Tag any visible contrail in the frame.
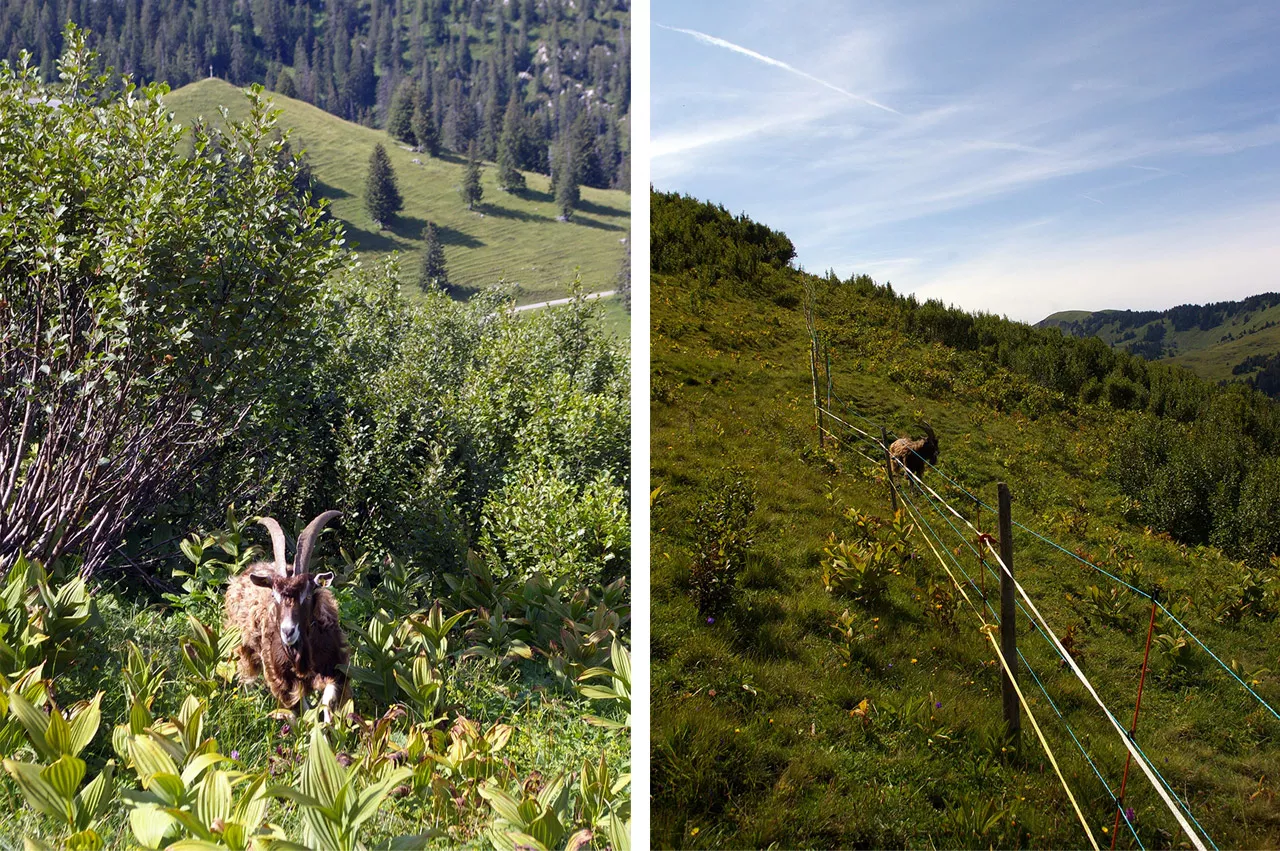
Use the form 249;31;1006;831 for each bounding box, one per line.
656;23;901;115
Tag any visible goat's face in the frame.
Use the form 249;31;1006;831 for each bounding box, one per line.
249;570;334;646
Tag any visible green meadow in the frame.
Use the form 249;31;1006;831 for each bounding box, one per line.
164;78;630;308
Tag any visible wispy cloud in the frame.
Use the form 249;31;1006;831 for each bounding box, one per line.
653;1;1280;318
654;22;901;115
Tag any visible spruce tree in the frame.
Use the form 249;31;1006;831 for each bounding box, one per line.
553;141;580;221
412;83;440;156
418;222;450;293
364;142;403;228
496;94;526;192
275;68;297;98
387;79;417;144
460;139;483;210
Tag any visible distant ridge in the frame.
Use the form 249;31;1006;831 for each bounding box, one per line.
1038;292;1280;394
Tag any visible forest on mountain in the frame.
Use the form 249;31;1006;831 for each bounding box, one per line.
0;0;630;190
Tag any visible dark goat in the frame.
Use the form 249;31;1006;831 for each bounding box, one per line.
224;511;348;719
889;422;939;477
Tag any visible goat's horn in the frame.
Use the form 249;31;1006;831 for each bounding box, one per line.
920;421;936;439
256;517;288;575
294;510;342;575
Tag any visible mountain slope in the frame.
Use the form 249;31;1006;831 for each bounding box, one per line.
164;78;629;305
651;191;1280;849
1039;294;1280;386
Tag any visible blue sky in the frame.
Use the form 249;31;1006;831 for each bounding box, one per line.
651;1;1280;321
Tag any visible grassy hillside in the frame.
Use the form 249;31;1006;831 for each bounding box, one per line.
1040;296;1280;385
652;198;1280;848
163;78;630;306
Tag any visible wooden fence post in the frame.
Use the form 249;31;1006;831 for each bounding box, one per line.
881;426;898;513
998;482;1021;750
810;332;824;448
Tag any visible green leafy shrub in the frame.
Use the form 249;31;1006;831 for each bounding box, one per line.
688;473;756;618
0;29;344;575
480;465;629;586
0;555;96;675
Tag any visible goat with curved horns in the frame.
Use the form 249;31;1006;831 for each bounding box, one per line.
224;511;349;720
888;422;939;477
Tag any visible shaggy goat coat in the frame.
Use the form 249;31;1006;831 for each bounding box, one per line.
888;424;939;477
225;568;348;712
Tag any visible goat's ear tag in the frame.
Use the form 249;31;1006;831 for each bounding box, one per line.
313;571;335;588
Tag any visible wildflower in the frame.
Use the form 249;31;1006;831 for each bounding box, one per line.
281;724;292;735
935;701;942;709
707;617;715;625
708;689;717;697
691;827;700;836
735;728;741;733
230;750;240;760
911;658;918;664
1124;807;1135;823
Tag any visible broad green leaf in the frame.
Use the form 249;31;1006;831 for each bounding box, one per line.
486;723;514;753
8;692;55;760
22;837;55;851
74;760;115;829
44;703;72;755
181;752;227;786
605;811;630;851
502;831;549;851
195;768;232;827
166;841;229;851
129;804;177;848
478;782;525;825
149;772;186;808
67;692;103;757
42;753;86;800
233;771;270;831
349;766;411;831
4;758;71;822
535;772;569;811
300;726;344;809
64;829;103;851
130;734;179;785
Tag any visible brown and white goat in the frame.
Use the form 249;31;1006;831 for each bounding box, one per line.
889;421;939;477
225;511;349;720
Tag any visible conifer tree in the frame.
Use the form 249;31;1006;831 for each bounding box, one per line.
553;140;579;221
275;68;297;98
364;142;403;228
412;82;440;156
460;139;483;210
418;221;450;292
496;94;526;191
387;79;417;144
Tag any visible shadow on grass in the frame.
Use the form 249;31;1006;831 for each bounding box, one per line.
577;197;628;218
570;215;627;232
516;185;555;205
314;179;352;201
479;203;556;225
